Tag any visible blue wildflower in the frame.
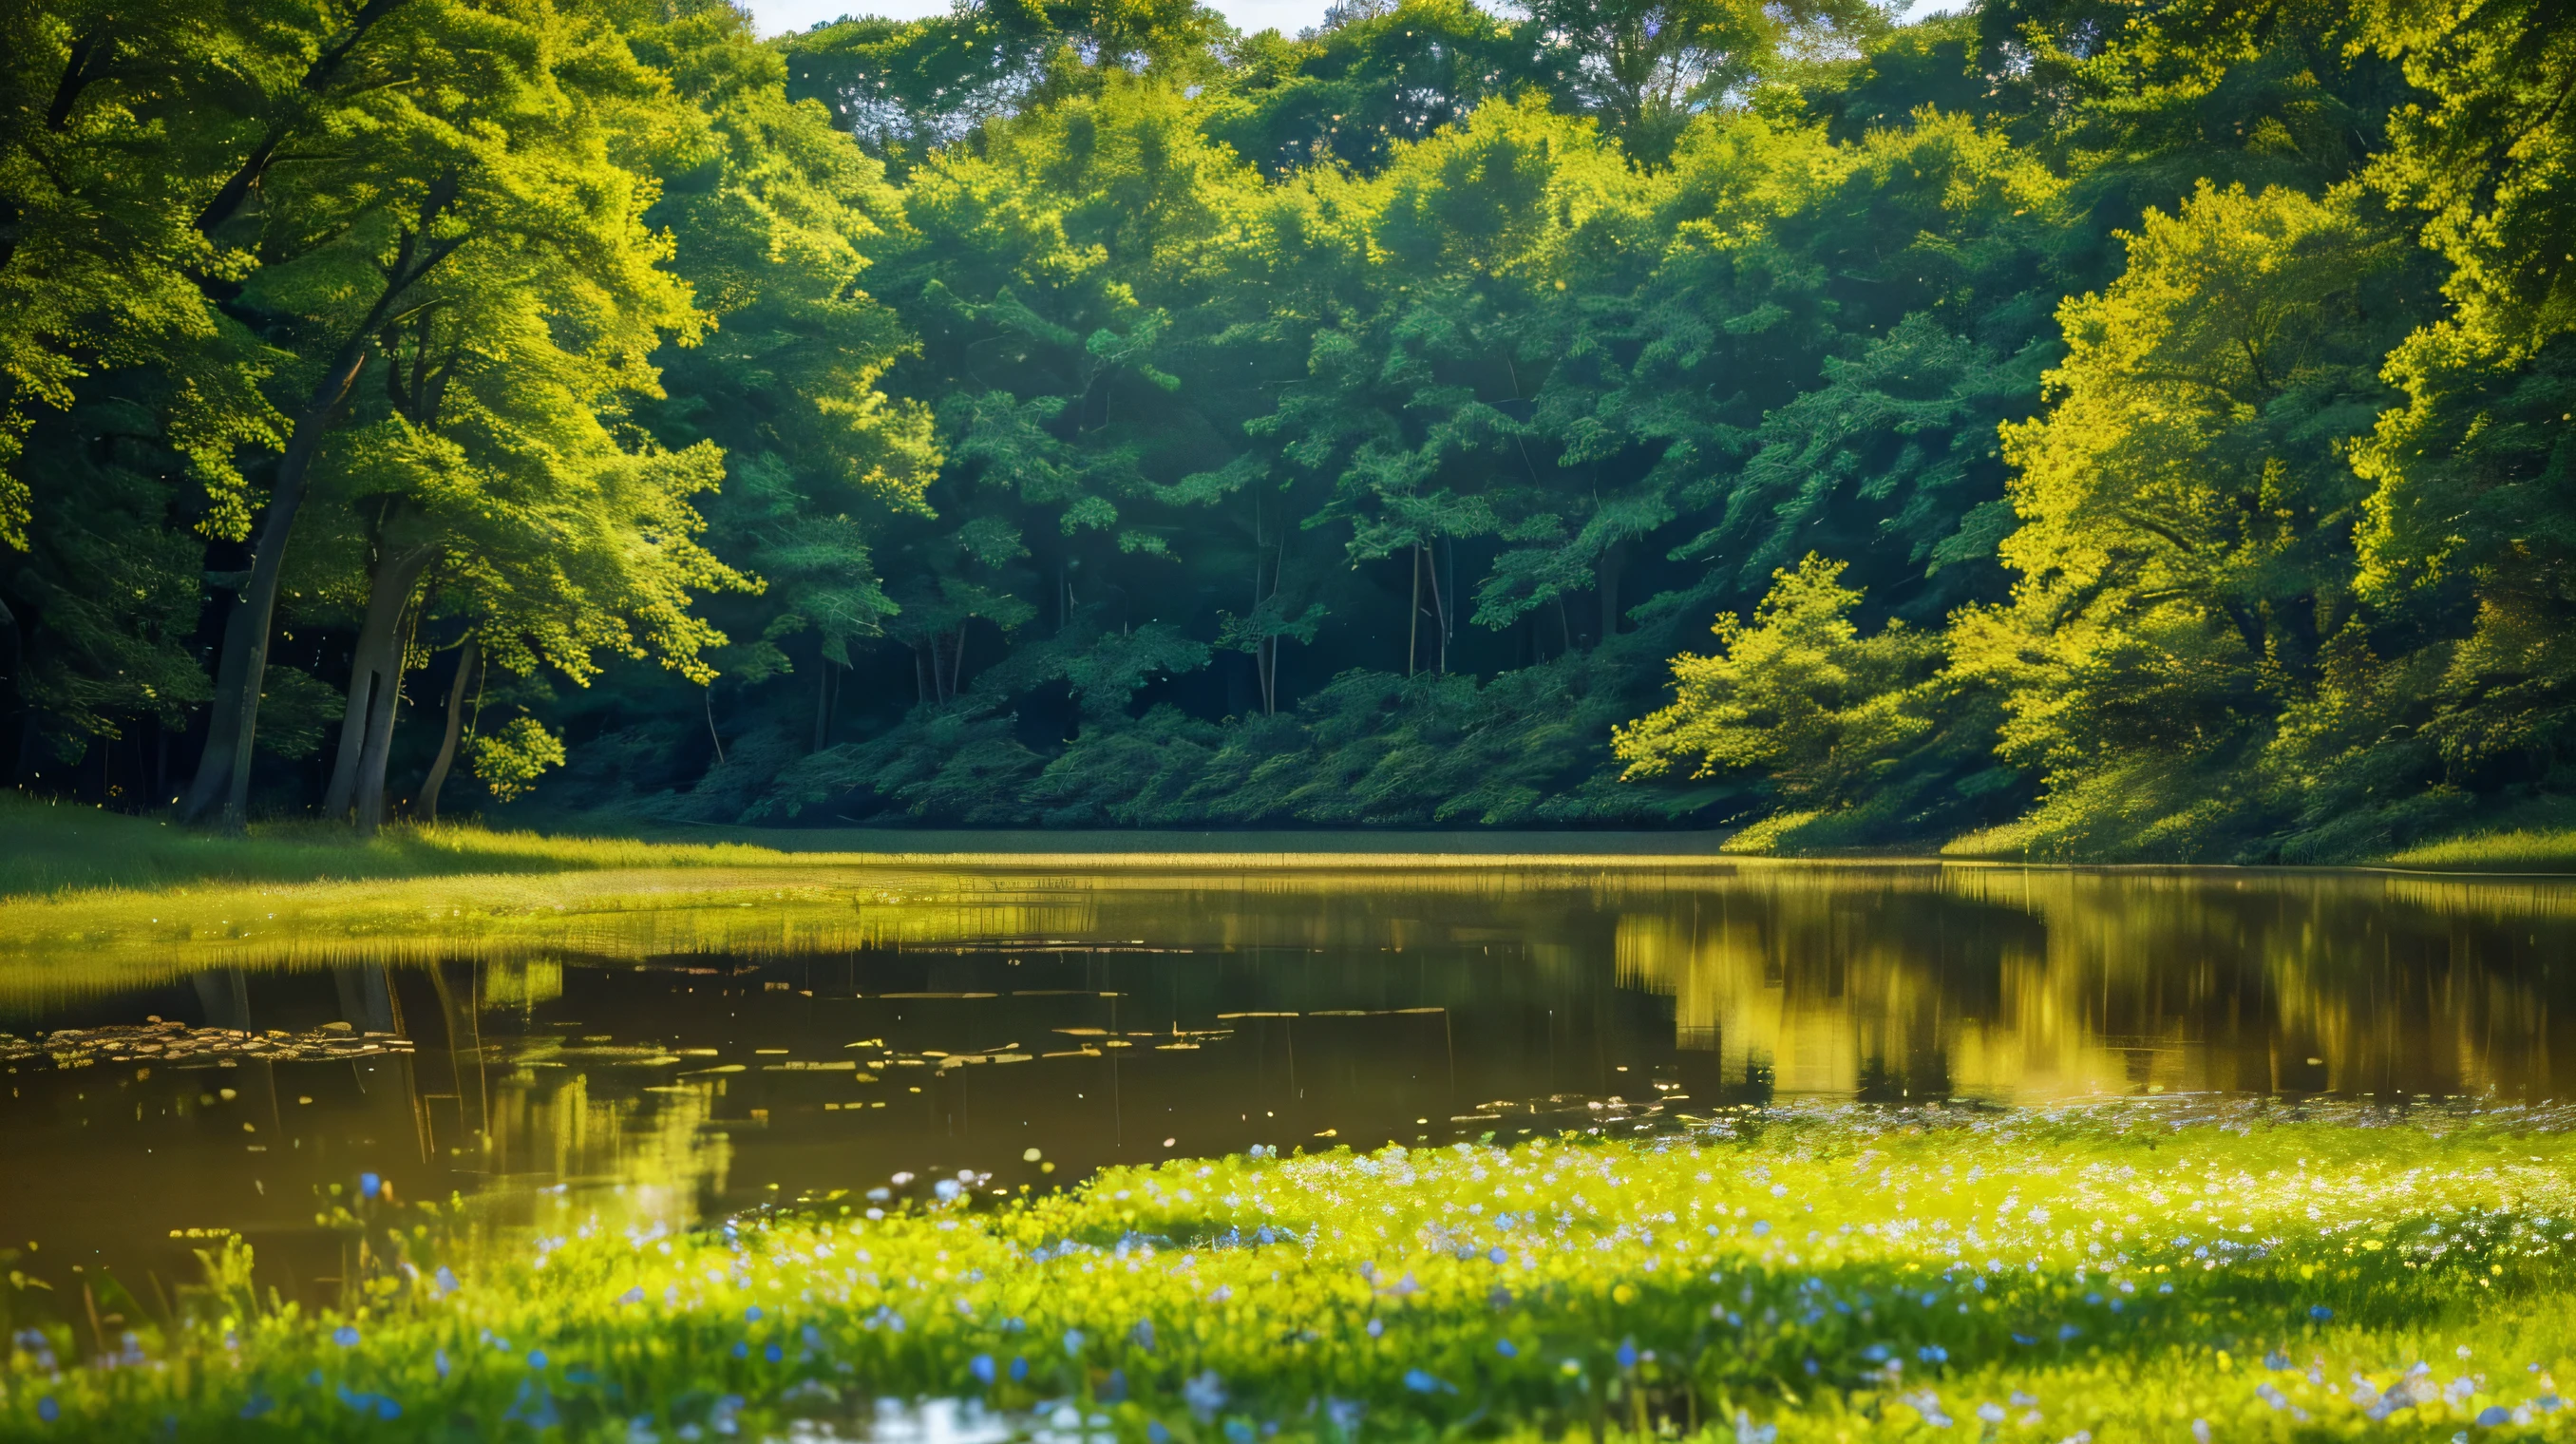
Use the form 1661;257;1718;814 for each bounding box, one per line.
331;1325;361;1347
505;1379;560;1430
764;1343;783;1364
1010;1358;1029;1382
1616;1342;1638;1371
1224;1421;1255;1444
1918;1345;1948;1364
1184;1370;1227;1420
1752;1221;1771;1236
360;1172;380;1198
37;1397;58;1424
528;1350;548;1370
745;1306;763;1322
618;1286;645;1305
434;1266;459;1296
435;1348;450;1378
731;1341;748;1359
1405;1369;1449;1394
2057;1324;2080;1342
1148;1425;1171;1444
970;1355;996;1386
2309;1305;2334;1321
2478;1408;2510;1428
1064;1328;1086;1357
1132;1320;1157;1352
1489;1246;1507;1264
1497;1340;1518;1358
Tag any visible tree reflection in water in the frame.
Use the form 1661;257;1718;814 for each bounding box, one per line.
2;862;2567;1303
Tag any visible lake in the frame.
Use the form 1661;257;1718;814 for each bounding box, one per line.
3;858;2569;1312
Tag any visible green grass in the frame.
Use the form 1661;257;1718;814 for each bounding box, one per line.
6;1104;2575;1440
2384;798;2576;872
0;790;802;898
0;791;1761;902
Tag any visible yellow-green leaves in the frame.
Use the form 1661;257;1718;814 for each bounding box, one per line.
472;715;569;802
1942;182;2404;856
1616;556;1934;807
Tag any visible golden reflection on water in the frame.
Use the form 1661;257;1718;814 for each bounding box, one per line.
4;861;2571;1307
1610;866;2575;1102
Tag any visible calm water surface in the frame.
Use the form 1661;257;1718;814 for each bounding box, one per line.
2;860;2569;1309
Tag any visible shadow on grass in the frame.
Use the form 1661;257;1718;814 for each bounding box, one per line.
0;790;786;899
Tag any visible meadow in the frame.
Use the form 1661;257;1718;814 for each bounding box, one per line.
5;1103;2571;1441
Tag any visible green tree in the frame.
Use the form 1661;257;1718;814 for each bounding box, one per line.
1616;554;1979;851
1948;180;2422;859
2343;0;2576;796
1519;0;1881;162
176;0;710;829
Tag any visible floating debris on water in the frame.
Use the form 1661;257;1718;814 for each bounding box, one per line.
0;1017;415;1069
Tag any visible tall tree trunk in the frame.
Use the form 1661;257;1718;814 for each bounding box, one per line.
1408;544;1423;676
352;571;431;835
418;637;476;824
1428;538;1449;674
350;602;412;836
180;196;463;830
1596;541;1626;646
811;652;837;751
180;343;375;829
177;578;259;819
322;541;438;819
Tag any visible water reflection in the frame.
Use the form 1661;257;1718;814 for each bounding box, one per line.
2;861;2570;1307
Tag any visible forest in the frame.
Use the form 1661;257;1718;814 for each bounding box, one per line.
2;0;2569;860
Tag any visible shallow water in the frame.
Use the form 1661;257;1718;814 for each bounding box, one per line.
3;859;2569;1308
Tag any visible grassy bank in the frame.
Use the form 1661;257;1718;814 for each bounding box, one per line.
2382;798;2576;872
4;1104;2572;1440
0;791;801;898
0;793;1764;901
5;787;2569;905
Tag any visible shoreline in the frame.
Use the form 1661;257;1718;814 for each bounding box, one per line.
4;790;2572;905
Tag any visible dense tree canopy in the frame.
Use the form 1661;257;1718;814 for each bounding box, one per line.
3;0;2569;859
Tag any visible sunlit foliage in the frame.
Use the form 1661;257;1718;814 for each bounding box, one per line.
4;0;2572;862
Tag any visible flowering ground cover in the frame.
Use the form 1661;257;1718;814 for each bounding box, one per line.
7;1103;2574;1441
